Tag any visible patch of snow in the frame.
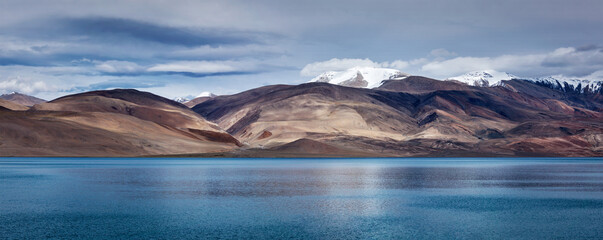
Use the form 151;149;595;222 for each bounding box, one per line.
196;91;216;98
527;75;602;93
310;67;409;88
446;70;518;87
446;70;602;93
173;96;190;103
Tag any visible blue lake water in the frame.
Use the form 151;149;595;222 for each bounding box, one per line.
1;158;602;239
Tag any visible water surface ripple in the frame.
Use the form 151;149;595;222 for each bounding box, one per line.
1;158;602;239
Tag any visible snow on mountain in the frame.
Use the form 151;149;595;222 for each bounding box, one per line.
446;70;518;87
527;75;602;94
196;91;216;98
447;70;602;94
310;67;409;88
173;96;191;103
0;92;46;106
173;92;216;103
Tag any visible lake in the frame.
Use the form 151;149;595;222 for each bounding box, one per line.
1;158;602;239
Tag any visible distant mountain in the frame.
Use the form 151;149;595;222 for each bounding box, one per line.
0;89;240;157
184;92;217;108
193;78;602;157
310;67;408;88
1;72;602;157
526;76;603;94
0;92;46;106
195;92;217;98
446;70;518;87
173;96;191;103
447;70;603;95
0;99;28;111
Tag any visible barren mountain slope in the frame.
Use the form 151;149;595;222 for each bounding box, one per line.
0;99;28;111
194;79;603;157
0;92;46;106
0;89;239;156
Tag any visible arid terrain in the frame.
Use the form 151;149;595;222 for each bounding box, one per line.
0;89;240;156
1;77;602;157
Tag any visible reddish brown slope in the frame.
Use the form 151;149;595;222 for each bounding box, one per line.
193;79;603;157
0;92;45;106
0;89;239;157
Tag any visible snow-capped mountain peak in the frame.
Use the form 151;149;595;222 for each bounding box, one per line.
446;70;602;94
173;96;191;103
173;92;216;103
310;67;409;88
446;70;518;87
196;91;216;98
527;75;602;94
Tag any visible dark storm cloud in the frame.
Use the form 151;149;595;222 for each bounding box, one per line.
6;16;273;48
58;17;264;47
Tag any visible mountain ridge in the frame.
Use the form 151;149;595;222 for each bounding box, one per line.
309;68;603;97
0;92;46;107
1;74;601;157
0;89;240;157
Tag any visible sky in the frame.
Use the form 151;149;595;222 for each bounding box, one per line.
0;0;602;100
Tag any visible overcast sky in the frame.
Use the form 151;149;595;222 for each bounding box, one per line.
1;0;602;99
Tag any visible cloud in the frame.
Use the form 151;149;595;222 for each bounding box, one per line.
94;60;144;74
164;44;286;60
1;1;601;99
72;59;267;77
420;46;603;78
300;58;380;76
300;58;415;76
69;79;166;92
584;70;603;80
148;60;250;74
300;46;603;80
56;17;267;47
0;77;54;95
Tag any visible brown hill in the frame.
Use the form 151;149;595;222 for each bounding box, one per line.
1;77;601;157
0;89;239;157
184;96;213;108
0;99;28;111
0;92;45;106
193;78;603;157
378;76;473;93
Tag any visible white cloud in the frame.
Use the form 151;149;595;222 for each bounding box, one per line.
419;46;603;78
300;58;382;76
147;61;249;74
0;77;54;95
300;58;417;77
0;37;67;56
584;70;603;80
419;47;603;77
0;65;120;99
90;60;263;75
383;60;410;70
95;60;144;73
301;47;603;80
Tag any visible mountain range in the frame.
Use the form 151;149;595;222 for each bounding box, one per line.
0;92;46;107
316;68;602;94
1;69;601;157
